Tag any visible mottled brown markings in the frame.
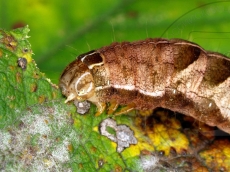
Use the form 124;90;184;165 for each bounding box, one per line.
0;31;17;51
60;38;230;134
90;65;108;87
203;52;230;86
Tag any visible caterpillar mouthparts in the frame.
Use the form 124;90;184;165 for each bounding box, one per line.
60;38;230;134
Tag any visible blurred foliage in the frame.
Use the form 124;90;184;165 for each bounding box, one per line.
1;0;230;83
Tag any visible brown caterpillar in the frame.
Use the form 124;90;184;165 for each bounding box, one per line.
59;38;230;134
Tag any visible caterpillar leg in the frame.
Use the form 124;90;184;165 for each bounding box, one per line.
95;102;106;116
114;103;136;116
107;100;119;114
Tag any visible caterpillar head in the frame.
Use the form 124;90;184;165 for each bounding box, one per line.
59;59;96;103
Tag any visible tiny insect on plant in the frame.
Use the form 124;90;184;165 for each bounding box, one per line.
59;1;230;135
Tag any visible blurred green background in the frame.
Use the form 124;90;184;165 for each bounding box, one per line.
1;0;230;84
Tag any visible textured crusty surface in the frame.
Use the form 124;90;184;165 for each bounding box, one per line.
94;38;230;133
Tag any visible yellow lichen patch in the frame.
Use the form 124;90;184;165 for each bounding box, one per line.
93;126;98;132
134;109;192;156
122;141;154;158
15;48;33;63
132;125;155;149
21;53;32;63
122;144;140;158
15;47;33;64
136;141;155;153
121;124;155;158
111;142;117;150
147;123;189;155
200;139;230;171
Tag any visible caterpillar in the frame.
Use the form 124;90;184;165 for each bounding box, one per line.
59;38;230;134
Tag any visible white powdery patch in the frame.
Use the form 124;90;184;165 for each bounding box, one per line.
0;102;74;172
0;131;11;151
139;155;159;172
99;118;137;153
28;115;51;135
52;140;70;163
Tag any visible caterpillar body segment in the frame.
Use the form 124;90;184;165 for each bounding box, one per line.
59;38;230;133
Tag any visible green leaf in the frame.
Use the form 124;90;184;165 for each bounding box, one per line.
0;26;61;128
0;26;142;171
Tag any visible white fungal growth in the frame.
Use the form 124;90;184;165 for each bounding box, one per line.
52;140;70;163
99;118;137;153
0;131;11;151
0;102;74;172
140;155;159;171
27;115;51;135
